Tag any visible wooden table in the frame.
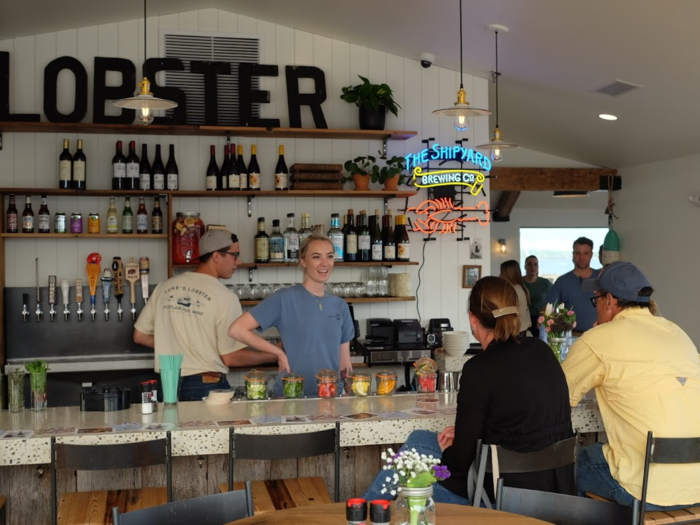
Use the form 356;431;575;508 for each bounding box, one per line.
226;502;554;524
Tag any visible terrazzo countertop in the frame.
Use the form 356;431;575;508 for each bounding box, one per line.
0;394;602;466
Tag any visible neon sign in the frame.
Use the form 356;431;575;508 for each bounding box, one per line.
412;167;485;195
405;144;492;172
407;198;490;234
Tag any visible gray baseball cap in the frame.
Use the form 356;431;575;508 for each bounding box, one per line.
582;261;652;303
199;229;237;257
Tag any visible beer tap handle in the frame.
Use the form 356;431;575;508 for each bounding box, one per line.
35;258;42;322
22;293;29;322
125;258;140;321
139;257;150;305
48;275;57;322
112;257;124;321
101;269;113;321
60;279;70;321
75;278;84;322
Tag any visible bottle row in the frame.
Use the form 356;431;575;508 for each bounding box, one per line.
6;194;164;235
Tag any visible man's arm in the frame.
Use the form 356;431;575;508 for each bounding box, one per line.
134;329;154;349
221;347;278;368
561;340;606;406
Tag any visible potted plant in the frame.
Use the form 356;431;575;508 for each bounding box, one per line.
340;75;401;130
343;155;377;190
372;155;407;191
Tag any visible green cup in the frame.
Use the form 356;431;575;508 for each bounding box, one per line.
160;368;181;406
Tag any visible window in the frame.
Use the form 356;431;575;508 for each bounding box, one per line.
519;228;607;283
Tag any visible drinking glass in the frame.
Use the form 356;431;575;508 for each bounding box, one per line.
260;283;273;299
366;267;378;297
30;370;48;411
342;282;354;298
248;284;262;300
234;284;249;300
379;267;389;297
8;369;25;412
331;283;344;297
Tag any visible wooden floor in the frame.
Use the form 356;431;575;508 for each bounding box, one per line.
220;478;332;514
57;487;167;525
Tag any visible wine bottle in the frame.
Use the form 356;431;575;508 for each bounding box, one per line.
106;196;118;234
152;145;165;190
396;214;411;262
227;143;240;190
72;139;86;190
206;145;219;191
139;144;152;190
382;212;396;262
248;144;260;190
254;217;270;263
357;210;371;262
22;195;34;233
344;209;358;262
237;145;248;190
125;141;139;190
58;139;72;189
112;140;126;190
38;195;50;234
370;209;383;262
122;196;134;234
166;144;179;191
219;144;230;191
275;145;289;191
151;195;163;234
6;194;18;233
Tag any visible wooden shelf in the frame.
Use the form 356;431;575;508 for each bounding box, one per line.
240;296;415;306
0;188;167;197
173;261;419;270
0;233;168;239
0;122;417;141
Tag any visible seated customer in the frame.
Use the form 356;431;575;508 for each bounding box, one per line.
363;276;574;504
564;261;700;509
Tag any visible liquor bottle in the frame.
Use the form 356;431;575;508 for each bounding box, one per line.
6;194;18;233
327;213;344;262
254;217;270;264
125;141;139;190
106;196;118;234
269;219;285;262
58;139;72;189
122;196;134;234
298;213;312;247
206;145;218;191
284;213;299;263
152;195;163;234
275;145;289;191
152;145;166;190
166;144;179;190
382;212;396;262
112;140;126;190
22;195;34;233
38;195;50;233
227;143;240;190
357;210;371;262
73;139;86;190
344;209;358;262
396;214;411;262
139;144;152;190
136;196;148;234
370;209;383;262
237;145;248;190
248;144;261;190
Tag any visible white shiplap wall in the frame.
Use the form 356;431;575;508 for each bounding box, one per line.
0;8;490;333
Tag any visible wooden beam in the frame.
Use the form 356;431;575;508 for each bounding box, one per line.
493;191;521;222
490;167;619;191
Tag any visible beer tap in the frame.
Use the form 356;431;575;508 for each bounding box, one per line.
22;293;29;322
61;279;70;321
75;278;84;322
35;258;42;322
86;253;102;322
125;258;140;321
101;268;112;321
48;275;57;322
139;257;150;305
112;257;124;321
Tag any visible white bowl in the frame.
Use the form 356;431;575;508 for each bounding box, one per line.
444;346;466;357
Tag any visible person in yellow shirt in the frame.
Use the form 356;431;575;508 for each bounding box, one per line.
563;261;700;509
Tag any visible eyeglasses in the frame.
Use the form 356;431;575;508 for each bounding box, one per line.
221;251;240;260
590;294;606;307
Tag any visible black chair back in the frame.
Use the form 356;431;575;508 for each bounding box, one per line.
112;481;254;525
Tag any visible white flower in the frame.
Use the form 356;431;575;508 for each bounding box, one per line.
390;490;396;496
544;303;554;316
411;472;416;477
380;488;386;494
385;477;391;483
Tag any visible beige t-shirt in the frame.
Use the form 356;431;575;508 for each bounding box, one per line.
514;284;532;333
135;272;245;376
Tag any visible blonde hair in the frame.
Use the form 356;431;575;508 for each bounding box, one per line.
469;276;521;342
500;259;531;306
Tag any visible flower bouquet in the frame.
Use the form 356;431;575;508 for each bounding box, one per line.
538;303;576;362
381;447;450;525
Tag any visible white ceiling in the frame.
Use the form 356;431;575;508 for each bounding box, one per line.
1;0;696;169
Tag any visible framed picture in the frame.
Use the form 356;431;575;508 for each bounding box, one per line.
462;265;482;289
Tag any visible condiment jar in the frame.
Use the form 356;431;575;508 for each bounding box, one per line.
414;357;438;393
375;370;397;396
346;371;372;397
244;370;268;400
316;369;339;398
282;373;305;399
172;212;205;264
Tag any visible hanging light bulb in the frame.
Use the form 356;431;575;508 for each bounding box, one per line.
432;0;491;131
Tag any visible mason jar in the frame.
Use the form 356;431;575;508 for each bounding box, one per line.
244;370;269;400
394;486;435;525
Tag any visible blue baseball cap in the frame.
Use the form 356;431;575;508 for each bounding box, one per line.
582;261;652;303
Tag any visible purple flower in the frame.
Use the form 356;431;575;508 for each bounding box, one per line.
432;465;451;480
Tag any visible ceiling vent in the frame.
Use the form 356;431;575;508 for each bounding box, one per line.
163;31;261;125
595;80;643;97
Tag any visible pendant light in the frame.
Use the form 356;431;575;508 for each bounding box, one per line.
477;24;519;162
432;0;491;131
113;0;178;125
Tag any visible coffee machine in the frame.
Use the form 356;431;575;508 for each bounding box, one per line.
426;318;453;349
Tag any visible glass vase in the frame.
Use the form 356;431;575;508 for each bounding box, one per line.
8;369;25;413
30;370;48;411
547;333;567;363
395;486;435;525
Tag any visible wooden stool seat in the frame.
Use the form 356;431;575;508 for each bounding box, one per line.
219;478;331;514
585;493;700;524
57;487;167;525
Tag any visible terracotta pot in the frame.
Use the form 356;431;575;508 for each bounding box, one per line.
383;175;399;191
359;105;386;130
352;173;370;190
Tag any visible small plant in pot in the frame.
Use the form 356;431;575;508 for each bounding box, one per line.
343;155;377;190
372;155;407;191
340;75;401;131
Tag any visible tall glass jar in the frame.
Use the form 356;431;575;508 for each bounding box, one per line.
30;370;48;411
244;370;269;400
375;370;397;396
316;369;339;398
8;369;25;412
394;486;435;525
282;373;305;399
346;371;372;396
172;212;205;264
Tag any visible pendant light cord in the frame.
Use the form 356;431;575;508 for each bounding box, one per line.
494;30;500;128
144;0;148;71
459;0;464;89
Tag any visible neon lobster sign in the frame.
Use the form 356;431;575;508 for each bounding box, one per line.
407;198;490;234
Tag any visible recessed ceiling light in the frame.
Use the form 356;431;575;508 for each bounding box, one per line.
599;114;618;121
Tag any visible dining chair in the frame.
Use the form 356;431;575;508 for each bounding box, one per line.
112;481;253;524
471;434;577;508
50;432;172;525
497;478;634;524
219;423;340;513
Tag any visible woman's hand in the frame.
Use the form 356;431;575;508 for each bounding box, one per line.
437;426;455;451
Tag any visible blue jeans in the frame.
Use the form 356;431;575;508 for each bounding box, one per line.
362;430;470;505
177;375;231;402
577;443;697;511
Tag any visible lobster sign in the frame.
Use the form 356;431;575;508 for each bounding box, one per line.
407;198;490;234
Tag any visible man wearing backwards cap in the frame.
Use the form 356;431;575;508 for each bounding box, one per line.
563;261;700;509
135;229;282;401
